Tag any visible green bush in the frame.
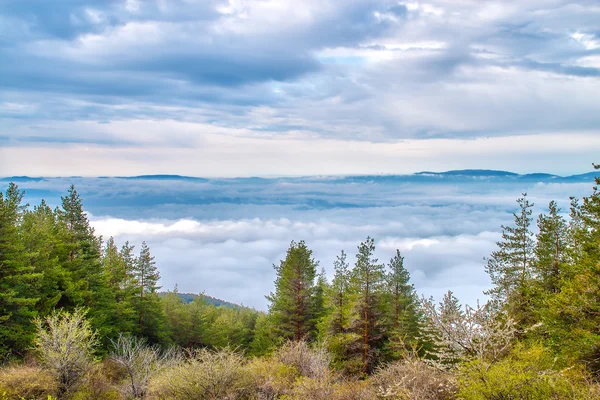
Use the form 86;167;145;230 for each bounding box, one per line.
457;344;595;400
70;363;123;400
0;365;57;399
149;348;249;400
245;357;298;399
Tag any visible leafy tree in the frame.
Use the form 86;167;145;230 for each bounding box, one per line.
422;292;516;368
267;240;320;342
162;285;192;347
0;183;39;358
249;312;279;356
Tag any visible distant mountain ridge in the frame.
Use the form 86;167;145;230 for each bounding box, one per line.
415;169;520;177
159;291;248;310
1;169;598;182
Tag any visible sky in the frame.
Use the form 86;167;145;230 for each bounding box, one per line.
1;0;600;176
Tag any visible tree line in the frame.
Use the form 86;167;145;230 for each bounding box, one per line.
1;164;600;390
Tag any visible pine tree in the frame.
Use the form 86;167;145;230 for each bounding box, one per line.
132;241;165;343
267;240;319;342
384;249;421;358
101;237;136;336
534;201;570;294
21;200;66;316
58;185;117;343
546;164;600;371
0;183;39;357
161;285;191;347
329;250;351;335
485;194;535;324
349;237;386;374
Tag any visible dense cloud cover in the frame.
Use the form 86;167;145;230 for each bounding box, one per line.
3;171;596;309
1;0;599;175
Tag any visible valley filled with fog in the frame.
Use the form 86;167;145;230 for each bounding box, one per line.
5;170;595;309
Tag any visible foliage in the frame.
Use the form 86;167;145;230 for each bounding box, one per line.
421;292;516;368
33;309;98;397
348;237;387;374
274;340;331;379
149;348;249;400
0;184;39;359
0;365;57;399
485;194;536;325
371;358;457;400
267;240;321;342
245;358;298;399
458;344;596;400
110;334;177;399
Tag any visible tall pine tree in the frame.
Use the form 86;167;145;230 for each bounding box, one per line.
267;240;320;342
132;241;165;343
349;237;386;374
384;250;421;359
485;194;535;325
0;184;39;358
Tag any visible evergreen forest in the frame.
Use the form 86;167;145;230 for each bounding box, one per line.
1;166;600;399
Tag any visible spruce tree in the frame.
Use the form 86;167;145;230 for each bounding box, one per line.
329;250;351;335
58;185;117;342
101;237;137;336
21;200;66;316
534;201;570;294
267;240;319;342
485;193;535;324
0;183;39;357
132;241;165;343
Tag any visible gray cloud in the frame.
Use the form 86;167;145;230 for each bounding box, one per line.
1;0;598;150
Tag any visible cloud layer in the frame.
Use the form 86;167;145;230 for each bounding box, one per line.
1;0;599;175
5;172;596;309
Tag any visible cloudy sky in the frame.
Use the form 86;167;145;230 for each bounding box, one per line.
1;1;599;309
1;0;599;176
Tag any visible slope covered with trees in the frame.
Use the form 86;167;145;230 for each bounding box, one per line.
0;165;599;399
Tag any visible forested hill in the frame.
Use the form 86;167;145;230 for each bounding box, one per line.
158;292;243;309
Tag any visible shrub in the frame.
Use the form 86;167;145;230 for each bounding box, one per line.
282;376;335;400
0;365;57;399
371;358;457;400
458;344;595;400
332;379;376;400
33;308;98;397
245;358;298;399
111;334;177;399
70;364;123;400
274;341;331;379
149;348;249;400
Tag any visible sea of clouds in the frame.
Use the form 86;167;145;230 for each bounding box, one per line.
3;172;597;310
